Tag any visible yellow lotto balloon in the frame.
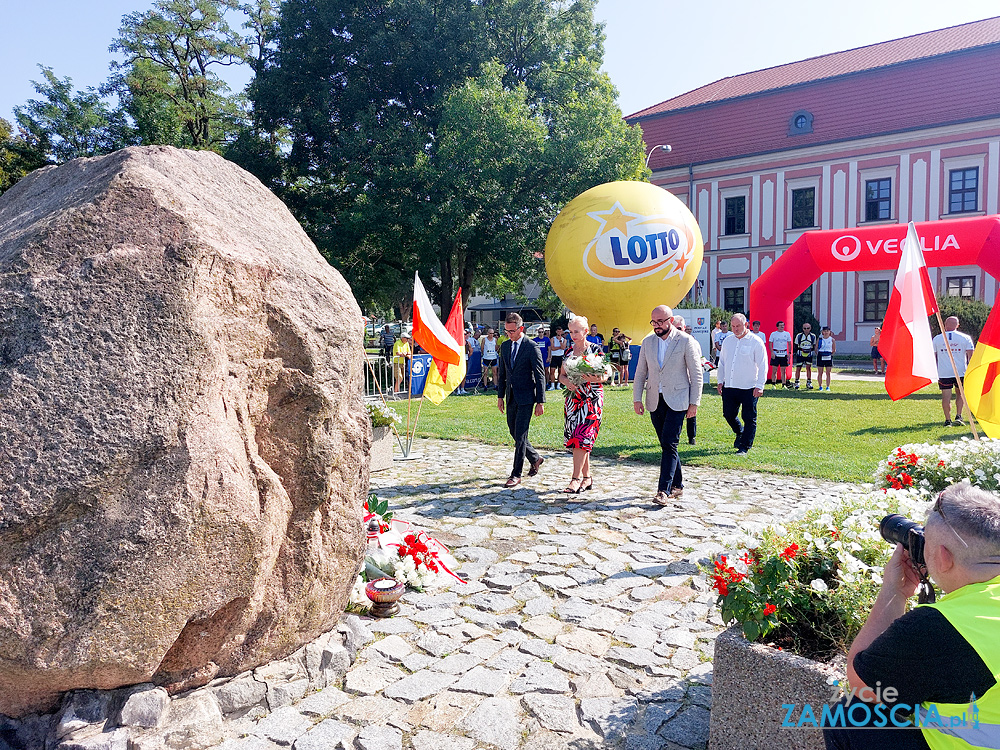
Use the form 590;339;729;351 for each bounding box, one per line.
545;181;704;342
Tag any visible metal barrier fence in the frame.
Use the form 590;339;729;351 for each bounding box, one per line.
364;355;394;400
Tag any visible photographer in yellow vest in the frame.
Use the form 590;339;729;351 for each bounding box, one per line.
825;482;1000;750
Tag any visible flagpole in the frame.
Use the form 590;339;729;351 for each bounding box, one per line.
407;393;426;456
404;352;415;456
935;309;980;440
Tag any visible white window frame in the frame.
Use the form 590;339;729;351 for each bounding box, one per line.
719;185;751;243
941;154;986;217
858;165;897;224
785;175;820;240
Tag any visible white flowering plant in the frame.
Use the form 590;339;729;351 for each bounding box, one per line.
708;438;1000;660
875;438;1000;494
710;487;928;660
563;352;613;386
367;401;401;428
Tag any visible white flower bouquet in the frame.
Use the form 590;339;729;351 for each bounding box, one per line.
563;352;613;386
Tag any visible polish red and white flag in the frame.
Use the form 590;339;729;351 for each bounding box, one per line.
881;222;939;400
411;272;462;368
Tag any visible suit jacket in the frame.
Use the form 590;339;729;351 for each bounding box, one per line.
632;328;703;412
497;337;547;406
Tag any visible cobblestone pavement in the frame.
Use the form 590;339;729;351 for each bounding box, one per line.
219;438;857;750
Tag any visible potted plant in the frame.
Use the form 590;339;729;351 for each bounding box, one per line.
366;401;400;472
708;437;1000;750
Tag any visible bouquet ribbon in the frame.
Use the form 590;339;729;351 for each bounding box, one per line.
363;514;465;583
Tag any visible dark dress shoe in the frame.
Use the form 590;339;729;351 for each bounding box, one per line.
504;476;521;488
528;457;545;476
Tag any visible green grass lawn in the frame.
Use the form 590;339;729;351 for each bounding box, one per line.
395;379;973;484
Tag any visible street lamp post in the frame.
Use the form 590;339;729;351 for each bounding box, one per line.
645;143;672;168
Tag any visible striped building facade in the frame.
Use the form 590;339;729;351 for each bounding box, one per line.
630;17;1000;353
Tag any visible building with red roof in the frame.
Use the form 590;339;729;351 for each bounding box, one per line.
629;17;1000;352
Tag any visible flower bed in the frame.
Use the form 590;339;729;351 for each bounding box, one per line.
710;437;1000;660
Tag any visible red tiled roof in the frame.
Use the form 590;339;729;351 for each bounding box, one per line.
628;16;1000;119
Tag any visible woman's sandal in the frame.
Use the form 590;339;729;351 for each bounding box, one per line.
581;476;593;491
564;477;583;494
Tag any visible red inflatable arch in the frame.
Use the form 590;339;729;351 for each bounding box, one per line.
749;216;1000;341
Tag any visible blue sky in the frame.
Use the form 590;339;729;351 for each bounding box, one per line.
2;0;998;128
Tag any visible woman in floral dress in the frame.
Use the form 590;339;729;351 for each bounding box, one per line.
559;315;607;493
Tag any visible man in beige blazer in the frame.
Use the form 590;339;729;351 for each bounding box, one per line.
633;305;703;504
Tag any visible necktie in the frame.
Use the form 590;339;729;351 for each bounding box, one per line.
512;341;519;363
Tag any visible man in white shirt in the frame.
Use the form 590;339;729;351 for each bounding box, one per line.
768;320;793;388
932;316;976;426
717;313;767;455
751;320;767;346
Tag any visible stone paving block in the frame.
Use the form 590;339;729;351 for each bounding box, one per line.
461;637;505;660
455;546;500;564
401;654;438;672
451;666;514;696
507;551;539;565
466;592;519;613
409;730;476;750
670;647;703;671
658;705;710;748
412;608;463;625
344;662;406;696
406;691;483;733
565;567;602;585
333;696;408;727
417;632;460;657
382;670;458;703
579;697;639;738
365;635;412;662
413;592;461;609
571;672;622;699
519;639;562;659
686;662;714;684
251;706;311;746
535;574;579;592
459;697;523;750
482;573;532;591
521;693;581;734
367;618;418;635
522;596;554;617
355;724;403;750
521;615;567;641
659;628;697;650
431;652;483;675
612;625;658;650
487;647;536;672
295;686;350;718
509;663;571;694
555;597;598;622
511;581;545;601
291;718;356;750
552;649;603;676
556;629;610;657
578;607;628;633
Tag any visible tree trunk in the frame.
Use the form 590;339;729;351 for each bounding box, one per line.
439;252;453;315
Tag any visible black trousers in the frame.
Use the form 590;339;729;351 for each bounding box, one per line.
506;398;540;478
649;395;685;493
686;416;697;442
721;386;758;452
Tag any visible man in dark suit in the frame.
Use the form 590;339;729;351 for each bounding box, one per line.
497;313;546;487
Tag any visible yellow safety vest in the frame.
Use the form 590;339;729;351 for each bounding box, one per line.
920;575;1000;749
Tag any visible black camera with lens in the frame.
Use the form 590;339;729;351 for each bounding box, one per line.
880;514;925;565
880;514;935;602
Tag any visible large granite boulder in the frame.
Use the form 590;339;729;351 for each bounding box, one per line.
0;146;369;716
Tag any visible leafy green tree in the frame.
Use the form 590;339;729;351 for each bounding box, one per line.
108;0;248;149
248;0;646;313
0;118;48;194
931;295;992;342
13;67;129;163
